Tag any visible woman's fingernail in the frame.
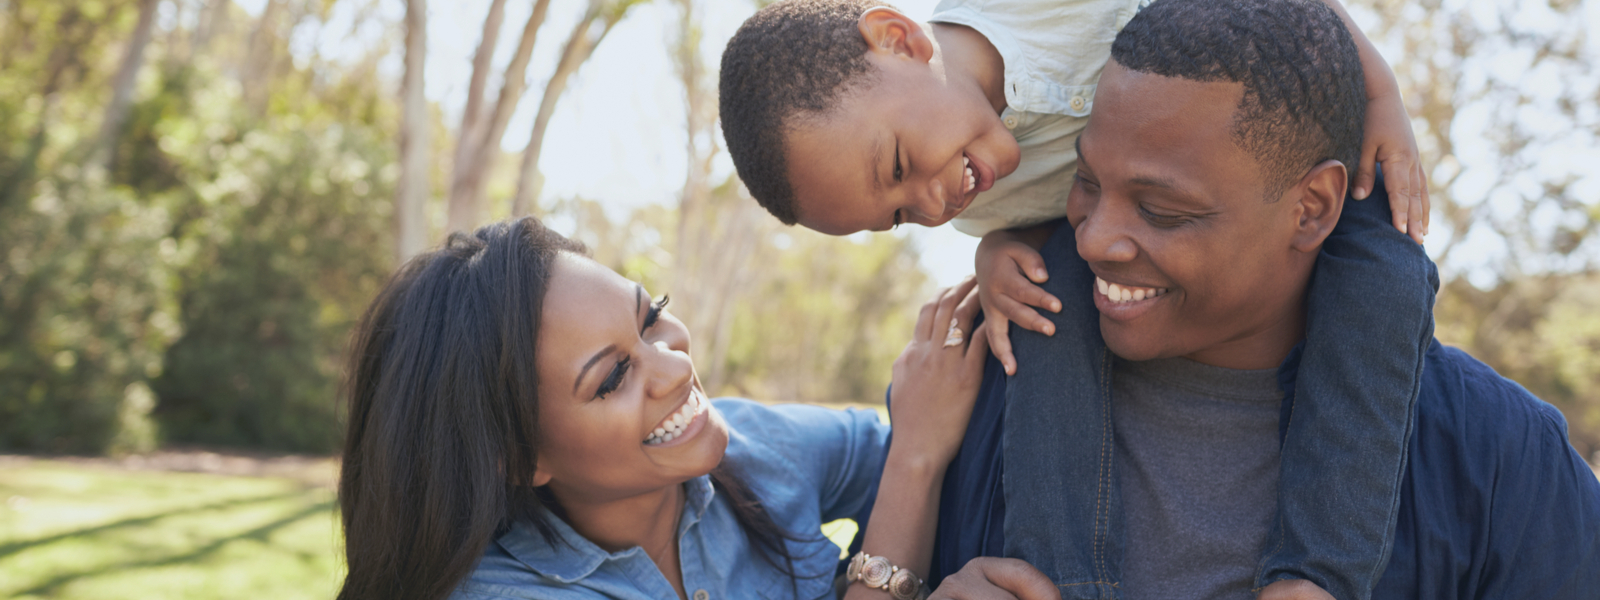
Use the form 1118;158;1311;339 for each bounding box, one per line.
1354;187;1367;199
1034;269;1047;280
1043;324;1055;336
1050;301;1061;312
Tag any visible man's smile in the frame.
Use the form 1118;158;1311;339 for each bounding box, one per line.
1093;275;1171;322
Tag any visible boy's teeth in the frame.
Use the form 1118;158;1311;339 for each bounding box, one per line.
1095;276;1168;304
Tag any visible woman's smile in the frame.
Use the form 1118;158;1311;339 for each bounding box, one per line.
643;386;712;446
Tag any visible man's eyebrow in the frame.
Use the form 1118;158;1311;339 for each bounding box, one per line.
870;135;885;193
575;344;617;395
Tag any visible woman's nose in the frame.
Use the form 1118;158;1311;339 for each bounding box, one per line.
645;341;693;399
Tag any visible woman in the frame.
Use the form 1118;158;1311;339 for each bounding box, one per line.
337;217;989;600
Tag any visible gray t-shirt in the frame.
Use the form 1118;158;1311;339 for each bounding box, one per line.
1113;356;1284;600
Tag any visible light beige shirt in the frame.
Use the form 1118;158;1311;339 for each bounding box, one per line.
932;0;1149;236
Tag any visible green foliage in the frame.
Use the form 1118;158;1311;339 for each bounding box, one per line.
0;1;396;454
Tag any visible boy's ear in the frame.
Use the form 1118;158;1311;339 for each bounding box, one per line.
1289;159;1347;253
858;7;934;63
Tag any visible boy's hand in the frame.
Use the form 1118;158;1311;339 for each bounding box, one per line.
1352;82;1429;245
976;231;1060;376
888;276;990;468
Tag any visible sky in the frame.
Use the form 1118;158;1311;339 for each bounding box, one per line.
235;0;1599;288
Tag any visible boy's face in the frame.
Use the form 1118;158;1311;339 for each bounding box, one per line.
783;21;1021;235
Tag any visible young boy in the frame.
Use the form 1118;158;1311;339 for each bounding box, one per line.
720;1;1434;599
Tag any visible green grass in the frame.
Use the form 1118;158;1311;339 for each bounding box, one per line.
0;459;862;599
0;461;341;600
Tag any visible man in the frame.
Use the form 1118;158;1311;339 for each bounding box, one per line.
911;0;1600;598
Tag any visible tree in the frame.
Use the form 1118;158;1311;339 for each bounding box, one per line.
95;0;161;169
510;0;641;216
445;0;553;234
396;0;430;262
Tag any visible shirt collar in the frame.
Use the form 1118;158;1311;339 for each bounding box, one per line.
496;475;716;583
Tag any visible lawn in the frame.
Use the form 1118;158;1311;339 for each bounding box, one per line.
0;453;862;599
0;458;342;600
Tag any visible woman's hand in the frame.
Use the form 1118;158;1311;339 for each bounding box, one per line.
888;276;990;470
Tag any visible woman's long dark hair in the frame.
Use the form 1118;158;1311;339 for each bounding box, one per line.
337;217;806;600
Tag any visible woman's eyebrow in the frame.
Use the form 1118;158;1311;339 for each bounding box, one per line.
572;286;645;395
574;344;617;395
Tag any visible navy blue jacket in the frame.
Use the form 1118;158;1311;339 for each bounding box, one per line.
916;341;1600;598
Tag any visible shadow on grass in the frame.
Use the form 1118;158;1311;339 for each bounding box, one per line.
14;495;337;597
0;491;307;560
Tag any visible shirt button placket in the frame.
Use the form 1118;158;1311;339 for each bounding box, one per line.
1003;115;1019;129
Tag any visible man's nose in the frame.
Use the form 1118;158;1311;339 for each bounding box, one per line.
1075;203;1139;264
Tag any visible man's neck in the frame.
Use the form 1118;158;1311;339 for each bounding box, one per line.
929;22;1007;113
1181;299;1308;371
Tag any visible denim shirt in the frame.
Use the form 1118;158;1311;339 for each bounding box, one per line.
452;398;890;600
922;341;1600;598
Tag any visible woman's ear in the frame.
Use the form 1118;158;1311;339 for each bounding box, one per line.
858;7;934;63
531;456;553;487
1290;159;1348;253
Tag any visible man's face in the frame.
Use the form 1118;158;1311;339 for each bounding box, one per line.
783;54;1021;235
1067;62;1321;369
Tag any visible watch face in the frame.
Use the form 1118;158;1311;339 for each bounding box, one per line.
862;556;894;588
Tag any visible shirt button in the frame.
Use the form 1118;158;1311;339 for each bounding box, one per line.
1071;96;1087;111
1003;115;1019;129
693;590;709;600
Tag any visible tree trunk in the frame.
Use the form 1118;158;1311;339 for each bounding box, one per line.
511;1;625;217
242;0;284;115
395;0;431;264
445;0;552;234
451;0;508;197
95;0;160;169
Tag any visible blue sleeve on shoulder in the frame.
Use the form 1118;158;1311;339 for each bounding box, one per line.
714;398;890;523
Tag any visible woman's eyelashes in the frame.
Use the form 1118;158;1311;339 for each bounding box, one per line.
595;295;670;400
642;295;669;332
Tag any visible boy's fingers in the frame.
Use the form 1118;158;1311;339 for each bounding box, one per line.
1384;156;1411;237
996;295;1053;337
1418;164;1432;235
1353;143;1379;200
1410;164;1428;241
998;267;1060;313
1008;246;1051;284
984;312;1016;376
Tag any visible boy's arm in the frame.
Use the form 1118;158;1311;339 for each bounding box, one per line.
974;220;1062;375
1316;0;1429;243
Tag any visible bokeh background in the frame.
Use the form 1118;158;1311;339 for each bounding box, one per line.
1;0;1596;597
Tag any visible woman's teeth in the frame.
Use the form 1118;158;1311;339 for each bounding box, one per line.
963;156;976;194
643;390;707;445
1096;276;1169;304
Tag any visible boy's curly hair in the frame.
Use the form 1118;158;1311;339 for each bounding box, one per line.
1111;0;1367;200
719;0;890;226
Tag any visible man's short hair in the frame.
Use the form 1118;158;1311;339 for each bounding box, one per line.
1111;0;1367;200
719;0;890;225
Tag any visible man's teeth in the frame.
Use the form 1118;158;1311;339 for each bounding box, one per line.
963;156;975;194
1095;276;1168;304
643;391;706;445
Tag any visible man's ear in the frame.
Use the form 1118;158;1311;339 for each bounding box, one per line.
1289;159;1347;253
858;7;934;63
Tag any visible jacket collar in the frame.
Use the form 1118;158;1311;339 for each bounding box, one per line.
497;475;716;583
